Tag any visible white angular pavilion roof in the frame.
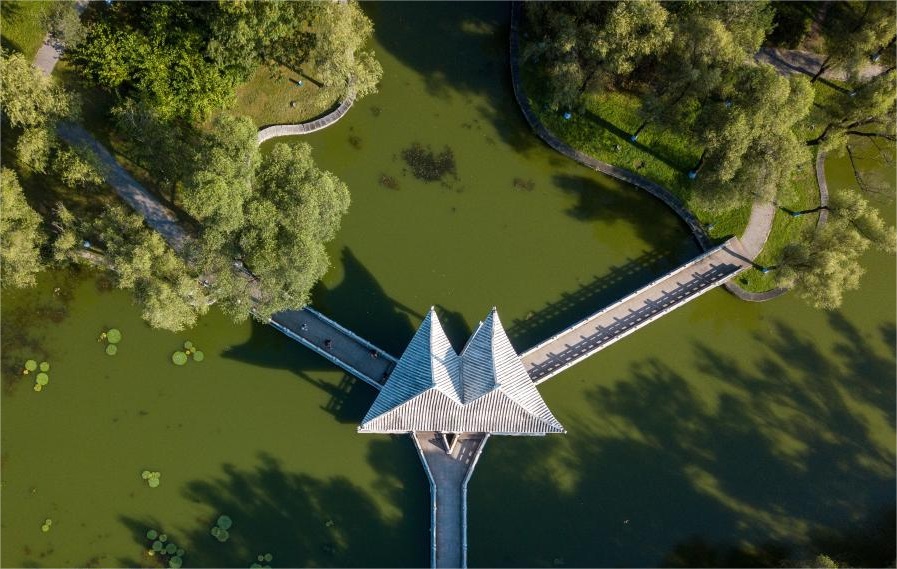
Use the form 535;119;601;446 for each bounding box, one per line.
359;308;564;435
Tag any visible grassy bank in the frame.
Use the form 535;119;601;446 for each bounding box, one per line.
230;63;342;128
0;1;52;60
519;55;836;293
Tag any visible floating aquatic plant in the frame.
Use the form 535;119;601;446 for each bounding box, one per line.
210;526;230;543
24;360;37;373
183;341;193;351
217;515;232;530
39;361;50;372
176;548;185;557
152;540;163;552
159;534;168;543
147;529;158;540
107;329;122;344
36;373;49;386
401;143;457;182
169;556;183;569
171;351;188;366
33;384;42;392
166;543;177;555
41;518;52;532
192;350;204;362
141;470;161;488
106;344;117;356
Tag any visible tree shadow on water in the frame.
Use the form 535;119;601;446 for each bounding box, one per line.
469;317;895;567
362;2;537;153
117;449;429;567
552;173;699;254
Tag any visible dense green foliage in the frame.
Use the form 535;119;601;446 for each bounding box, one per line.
184;126;350;320
69;1;381;122
0;168;46;288
523;0;896;307
54;204;209;331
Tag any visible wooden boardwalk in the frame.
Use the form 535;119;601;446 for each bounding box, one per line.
257;90;356;144
413;432;490;569
521;238;751;384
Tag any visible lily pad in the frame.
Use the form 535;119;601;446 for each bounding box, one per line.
176;548;185;557
159;533;168;543
169;556;183;569
39;361;50;372
171;351;188;366
166;543;177;554
264;553;273;562
210;526;221;538
106;344;117;356
146;529;158;540
36;373;49;386
107;329;122;344
192;350;204;362
148;477;160;488
152;540;164;552
214;529;229;543
33;384;42;392
216;515;232;530
183;341;193;350
141;470;152;480
25;360;38;371
258;555;265;562
41;524;50;532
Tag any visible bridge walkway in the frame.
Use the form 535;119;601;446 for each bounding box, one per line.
521;238;751;384
268;308;395;389
413;432;490;569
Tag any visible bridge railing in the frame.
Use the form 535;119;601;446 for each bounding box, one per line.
461;434;490;569
302;307;398;364
520;238;743;361
411;434;439;569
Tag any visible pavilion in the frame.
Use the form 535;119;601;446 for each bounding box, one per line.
359;307;563;568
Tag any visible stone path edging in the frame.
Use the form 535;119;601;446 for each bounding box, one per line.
509;3;712;252
509;2;832;304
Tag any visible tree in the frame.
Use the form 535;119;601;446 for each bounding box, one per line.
58;205;210;331
110;99;191;202
810;1;896;83
808;69;896;149
52;144;104;188
691;66;813;211
15;127;54;173
777;192;895;309
524;1;672;110
0;168;46;288
42;1;85;49
0;50;75;128
182;114;258;238
239;142;350;318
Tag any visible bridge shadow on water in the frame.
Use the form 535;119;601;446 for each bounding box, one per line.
116;443;430;568
470;315;896;567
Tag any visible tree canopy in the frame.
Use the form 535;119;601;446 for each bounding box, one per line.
0;168;46;289
69;0;381;121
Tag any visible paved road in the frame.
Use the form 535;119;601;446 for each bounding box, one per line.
756;47;884;81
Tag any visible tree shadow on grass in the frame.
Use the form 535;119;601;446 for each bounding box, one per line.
582;109;692;173
117;447;429;567
469;316;895;567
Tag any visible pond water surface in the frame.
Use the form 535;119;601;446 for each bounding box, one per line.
2;3;894;568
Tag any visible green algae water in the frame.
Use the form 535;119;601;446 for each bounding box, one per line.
2;3;895;567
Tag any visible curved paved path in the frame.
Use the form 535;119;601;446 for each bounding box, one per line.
509;3;842;303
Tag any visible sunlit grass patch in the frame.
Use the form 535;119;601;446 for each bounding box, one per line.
0;1;52;60
230;64;341;128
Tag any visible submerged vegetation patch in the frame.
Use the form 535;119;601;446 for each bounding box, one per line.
513;178;536;191
379;174;400;190
401;143;457;182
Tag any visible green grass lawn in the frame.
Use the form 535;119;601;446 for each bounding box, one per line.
520;63;752;241
0;0;52;59
520;55;843;293
229;64;342;128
